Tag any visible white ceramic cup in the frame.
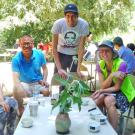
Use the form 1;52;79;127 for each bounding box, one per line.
21;117;33;128
95;115;107;125
89;109;101;120
88;120;100;133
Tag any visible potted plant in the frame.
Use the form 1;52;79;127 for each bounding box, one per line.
51;73;90;134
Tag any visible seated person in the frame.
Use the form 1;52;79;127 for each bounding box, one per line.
127;43;135;56
127;43;135;75
12;35;50;115
91;40;134;130
0;83;18;135
113;36;135;74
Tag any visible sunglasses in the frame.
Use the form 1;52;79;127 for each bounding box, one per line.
98;48;111;54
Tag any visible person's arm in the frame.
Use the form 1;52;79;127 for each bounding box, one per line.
52;34;67;78
52;34;61;70
99;72;114;89
92;71;124;100
100;71;125;88
77;36;86;77
100;62;127;89
13;72;25;93
12;57;27;102
91;62;126;99
39;64;49;86
95;64;112;89
77;20;89;77
0;83;10;112
42;64;48;82
0;84;4;103
12;56;25;92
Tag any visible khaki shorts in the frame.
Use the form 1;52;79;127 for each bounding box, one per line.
21;82;48;97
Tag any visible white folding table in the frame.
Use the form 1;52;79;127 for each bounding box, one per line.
13;97;117;135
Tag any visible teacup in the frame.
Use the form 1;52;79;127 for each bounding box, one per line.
88;120;100;133
95;115;107;125
89;109;102;120
21;117;33;128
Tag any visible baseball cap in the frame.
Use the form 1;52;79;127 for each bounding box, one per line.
113;36;123;45
64;4;78;14
98;40;118;59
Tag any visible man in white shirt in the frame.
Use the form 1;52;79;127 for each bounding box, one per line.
51;3;89;79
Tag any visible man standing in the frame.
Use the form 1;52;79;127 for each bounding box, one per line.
12;35;50;115
113;36;135;74
51;4;89;78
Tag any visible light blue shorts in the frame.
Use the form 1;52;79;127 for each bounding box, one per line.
21;82;48;97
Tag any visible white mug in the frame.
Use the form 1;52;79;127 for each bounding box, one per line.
95;115;107;125
88;121;100;133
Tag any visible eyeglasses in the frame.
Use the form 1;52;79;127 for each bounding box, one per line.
21;42;33;49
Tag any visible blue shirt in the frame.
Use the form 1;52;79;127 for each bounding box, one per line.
118;46;135;73
12;49;46;83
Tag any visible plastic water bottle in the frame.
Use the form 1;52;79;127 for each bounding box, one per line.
32;86;40;100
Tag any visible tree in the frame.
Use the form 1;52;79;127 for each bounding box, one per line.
76;0;134;41
0;0;134;47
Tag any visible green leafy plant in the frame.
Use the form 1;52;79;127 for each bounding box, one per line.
51;74;90;113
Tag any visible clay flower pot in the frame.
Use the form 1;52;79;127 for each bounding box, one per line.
55;112;71;134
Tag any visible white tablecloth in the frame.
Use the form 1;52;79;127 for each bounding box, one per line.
14;97;117;135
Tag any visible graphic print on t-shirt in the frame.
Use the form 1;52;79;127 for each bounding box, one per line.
63;30;78;48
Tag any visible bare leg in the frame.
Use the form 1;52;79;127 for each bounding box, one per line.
95;94;105;113
104;96;118;130
95;94;105;107
13;86;27;116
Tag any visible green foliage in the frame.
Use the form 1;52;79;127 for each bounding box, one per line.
0;0;135;47
0;21;53;48
0;0;65;47
78;0;134;41
51;74;90;113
